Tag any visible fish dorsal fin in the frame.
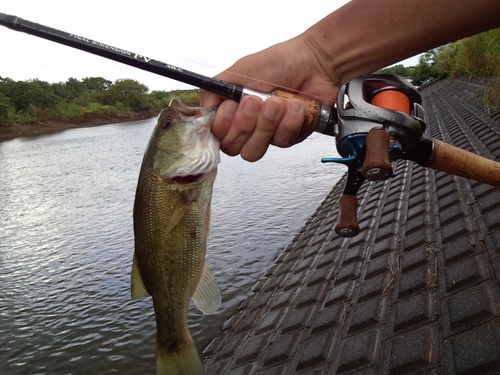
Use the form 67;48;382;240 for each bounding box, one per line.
131;254;149;299
191;263;221;314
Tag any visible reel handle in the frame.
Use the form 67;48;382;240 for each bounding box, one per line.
361;89;411;180
335;194;360;237
361;128;393;181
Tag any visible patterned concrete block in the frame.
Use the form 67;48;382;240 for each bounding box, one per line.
262;332;302;368
392;292;437;333
310;302;345;335
444;322;500;374
443;281;500;334
336;329;380;373
203;79;500;375
324;280;356;307
348;297;386;334
296;331;335;372
387;324;439;374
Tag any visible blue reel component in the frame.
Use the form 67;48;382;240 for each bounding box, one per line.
321;134;366;166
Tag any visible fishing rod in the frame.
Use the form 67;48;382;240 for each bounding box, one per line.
0;12;334;141
0;14;239;100
1;12;499;238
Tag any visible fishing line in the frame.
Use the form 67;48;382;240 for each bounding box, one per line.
157;49;334;104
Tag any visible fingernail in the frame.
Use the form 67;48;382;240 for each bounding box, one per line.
263;101;280;119
288;99;304;115
243;98;261;117
222;100;238;119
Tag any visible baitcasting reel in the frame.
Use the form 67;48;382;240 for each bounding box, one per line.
322;75;428;237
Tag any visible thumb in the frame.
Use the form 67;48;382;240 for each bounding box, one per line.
199;88;225;107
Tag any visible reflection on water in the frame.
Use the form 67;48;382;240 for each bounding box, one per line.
0;118;344;374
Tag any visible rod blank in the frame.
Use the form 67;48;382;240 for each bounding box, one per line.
0;12;244;100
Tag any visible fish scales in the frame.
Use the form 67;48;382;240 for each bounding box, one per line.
134;166;212;346
131;99;221;375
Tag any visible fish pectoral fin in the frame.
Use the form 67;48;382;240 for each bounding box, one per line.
131;254;149;299
191;263;221;315
165;196;190;233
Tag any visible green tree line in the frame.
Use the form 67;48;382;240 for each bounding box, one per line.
1;28;498;129
0;76;199;127
376;64;415;78
411;28;499;86
379;28;499;90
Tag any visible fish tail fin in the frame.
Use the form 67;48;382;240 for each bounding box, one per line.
156;337;205;375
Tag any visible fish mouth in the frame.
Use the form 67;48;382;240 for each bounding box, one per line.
158;141;220;184
153;99;220;183
156;126;220;183
171;174;205;184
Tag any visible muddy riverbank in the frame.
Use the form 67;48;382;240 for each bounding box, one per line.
0;109;159;142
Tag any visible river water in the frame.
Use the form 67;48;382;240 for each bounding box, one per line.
0;118;344;374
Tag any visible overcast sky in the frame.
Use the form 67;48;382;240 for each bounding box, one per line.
1;1;419;93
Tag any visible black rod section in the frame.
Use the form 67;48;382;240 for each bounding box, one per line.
0;12;244;100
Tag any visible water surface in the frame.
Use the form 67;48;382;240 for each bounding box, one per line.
0;118;344;374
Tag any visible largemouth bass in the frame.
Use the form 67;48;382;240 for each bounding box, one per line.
131;98;221;375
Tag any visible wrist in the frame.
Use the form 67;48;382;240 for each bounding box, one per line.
302;0;500;85
301;3;393;85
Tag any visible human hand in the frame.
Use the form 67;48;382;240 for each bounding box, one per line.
200;35;340;162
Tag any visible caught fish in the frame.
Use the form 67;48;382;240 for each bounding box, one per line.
131;98;221;375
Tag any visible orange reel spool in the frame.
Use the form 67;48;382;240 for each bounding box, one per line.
370;90;411;114
360;89;412;181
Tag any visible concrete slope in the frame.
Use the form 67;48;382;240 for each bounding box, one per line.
204;79;500;375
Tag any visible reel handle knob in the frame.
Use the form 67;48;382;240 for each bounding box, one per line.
361;128;393;181
335;194;360;237
361;89;412;181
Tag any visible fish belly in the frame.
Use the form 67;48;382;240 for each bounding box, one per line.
133;166;214;374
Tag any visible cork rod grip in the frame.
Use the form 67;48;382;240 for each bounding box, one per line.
272;90;322;142
426;139;500;187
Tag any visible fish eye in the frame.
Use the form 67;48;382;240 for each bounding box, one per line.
160;117;172;129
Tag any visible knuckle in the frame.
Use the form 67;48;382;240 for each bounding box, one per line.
273;121;302;148
220;144;240;157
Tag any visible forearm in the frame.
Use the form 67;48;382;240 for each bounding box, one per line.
303;0;500;84
202;0;499;162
